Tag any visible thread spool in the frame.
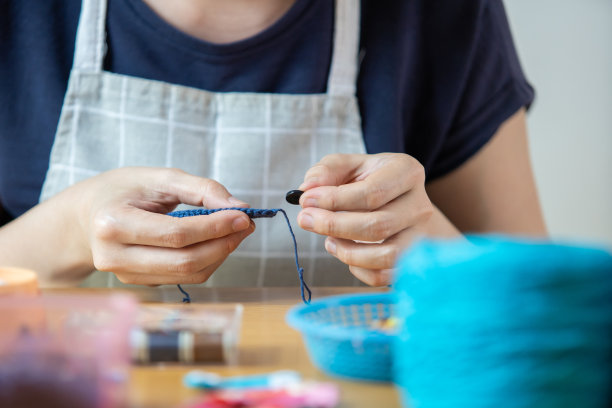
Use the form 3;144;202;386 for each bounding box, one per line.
393;236;612;408
131;329;224;364
0;267;38;296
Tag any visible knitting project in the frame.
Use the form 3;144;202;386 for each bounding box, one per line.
167;208;311;304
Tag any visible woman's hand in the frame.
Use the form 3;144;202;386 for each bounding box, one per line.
297;153;460;286
0;167;254;286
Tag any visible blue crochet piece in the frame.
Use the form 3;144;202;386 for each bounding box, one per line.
168;208;311;305
168;207;278;219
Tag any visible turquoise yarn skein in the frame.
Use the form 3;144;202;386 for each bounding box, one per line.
393;236;612;408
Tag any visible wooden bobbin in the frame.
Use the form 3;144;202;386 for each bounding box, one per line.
0;267;39;296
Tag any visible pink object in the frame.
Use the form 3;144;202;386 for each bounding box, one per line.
187;382;340;408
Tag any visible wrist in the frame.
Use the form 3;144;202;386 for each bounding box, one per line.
51;186;95;281
24;189;94;286
425;205;463;239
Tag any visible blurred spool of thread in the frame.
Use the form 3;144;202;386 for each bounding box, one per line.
131;329;224;364
393;236;612;408
0;267;38;296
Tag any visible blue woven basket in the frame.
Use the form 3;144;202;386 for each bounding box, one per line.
286;292;396;382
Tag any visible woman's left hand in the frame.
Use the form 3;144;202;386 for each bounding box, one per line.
297;153;460;286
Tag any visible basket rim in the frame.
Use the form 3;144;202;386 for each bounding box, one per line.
285;292;397;342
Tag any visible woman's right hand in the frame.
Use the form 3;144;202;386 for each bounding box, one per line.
0;167;255;286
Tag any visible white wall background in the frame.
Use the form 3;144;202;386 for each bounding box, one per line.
504;0;612;249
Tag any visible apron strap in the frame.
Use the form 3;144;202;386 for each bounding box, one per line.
72;0;108;72
326;0;361;97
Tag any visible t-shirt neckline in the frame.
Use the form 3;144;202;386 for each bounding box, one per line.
123;0;315;59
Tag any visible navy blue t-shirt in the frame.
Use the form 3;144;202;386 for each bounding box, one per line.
0;0;534;220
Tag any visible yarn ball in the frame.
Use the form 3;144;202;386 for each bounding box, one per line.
393;236;612;408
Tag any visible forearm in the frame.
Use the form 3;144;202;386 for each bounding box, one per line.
0;191;92;286
1;167;257;288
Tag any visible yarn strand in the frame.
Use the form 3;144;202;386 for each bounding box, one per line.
176;284;191;303
167;207;311;304
276;208;312;304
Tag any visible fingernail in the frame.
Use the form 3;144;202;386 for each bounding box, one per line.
232;216;249;231
228;196;248;207
299;213;314;229
303;198;317;208
325;238;336;255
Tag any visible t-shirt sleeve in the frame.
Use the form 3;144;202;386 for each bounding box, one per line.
427;0;534;180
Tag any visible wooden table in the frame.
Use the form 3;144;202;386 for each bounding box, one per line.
49;287;402;408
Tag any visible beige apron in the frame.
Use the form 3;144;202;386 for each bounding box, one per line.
40;0;366;288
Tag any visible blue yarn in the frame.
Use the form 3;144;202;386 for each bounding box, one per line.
167;208;311;304
176;284;191;303
276;208;312;305
167;208;278;219
392;236;612;408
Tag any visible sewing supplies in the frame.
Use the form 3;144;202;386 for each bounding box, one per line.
0;267;38;296
184;371;339;408
131;304;242;364
0;294;137;408
285;190;304;205
184;370;301;390
131;329;223;364
286;292;396;382
393;236;612;408
167;208;311;304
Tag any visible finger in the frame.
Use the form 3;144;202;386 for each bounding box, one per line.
114;259;225;286
297;190;432;241
93;207;253;248
93;223;255;276
152;168;249;209
325;236;401;270
299;155;424;211
299;154;369;190
348;265;394;287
